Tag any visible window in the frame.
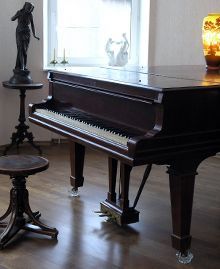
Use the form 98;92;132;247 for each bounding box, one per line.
44;0;150;68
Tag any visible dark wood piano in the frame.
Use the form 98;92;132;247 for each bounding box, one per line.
29;65;220;263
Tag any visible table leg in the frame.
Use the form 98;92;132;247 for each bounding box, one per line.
3;88;42;155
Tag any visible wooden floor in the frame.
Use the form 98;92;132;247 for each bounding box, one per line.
0;142;219;269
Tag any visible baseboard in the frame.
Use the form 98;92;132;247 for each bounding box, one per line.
0;139;69;154
51;138;68;144
215;153;220;159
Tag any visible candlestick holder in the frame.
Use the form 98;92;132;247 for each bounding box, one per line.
60;49;68;65
50;48;58;65
50;59;58;65
60;59;68;65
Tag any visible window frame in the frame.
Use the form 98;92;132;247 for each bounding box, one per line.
43;0;150;69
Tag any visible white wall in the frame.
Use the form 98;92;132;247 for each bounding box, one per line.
148;0;220;66
0;0;51;146
0;0;220;146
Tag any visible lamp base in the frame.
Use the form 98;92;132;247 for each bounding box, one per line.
205;55;220;71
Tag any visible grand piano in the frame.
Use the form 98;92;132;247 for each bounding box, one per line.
29;65;220;263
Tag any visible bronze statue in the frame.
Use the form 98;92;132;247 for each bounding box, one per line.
9;2;40;84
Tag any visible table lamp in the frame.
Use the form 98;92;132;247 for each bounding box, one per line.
202;13;220;70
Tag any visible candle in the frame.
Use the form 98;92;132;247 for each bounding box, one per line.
50;48;57;65
61;48;68;64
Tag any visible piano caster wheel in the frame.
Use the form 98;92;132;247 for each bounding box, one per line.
176;251;193;264
68;187;79;197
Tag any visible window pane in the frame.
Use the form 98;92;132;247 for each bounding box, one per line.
55;0;131;59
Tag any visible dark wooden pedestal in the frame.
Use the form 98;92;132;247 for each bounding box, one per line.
2;81;43;155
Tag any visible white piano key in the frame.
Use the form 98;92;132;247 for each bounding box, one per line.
35;109;129;146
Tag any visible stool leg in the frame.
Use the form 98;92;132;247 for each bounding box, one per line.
0;189;13;227
22;189;58;239
0;176;58;249
0;187;26;249
0;215;22;249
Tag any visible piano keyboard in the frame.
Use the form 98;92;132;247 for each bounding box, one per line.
35;109;129;146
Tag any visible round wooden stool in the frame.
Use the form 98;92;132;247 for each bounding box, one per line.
0;155;58;249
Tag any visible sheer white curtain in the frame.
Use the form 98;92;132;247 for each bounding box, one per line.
55;0;131;63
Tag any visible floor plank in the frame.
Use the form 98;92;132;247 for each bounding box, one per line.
0;143;219;269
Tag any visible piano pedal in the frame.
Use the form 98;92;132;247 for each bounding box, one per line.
94;210;114;220
95;210;110;217
100;214;117;224
105;215;117;223
95;211;117;223
99;214;110;217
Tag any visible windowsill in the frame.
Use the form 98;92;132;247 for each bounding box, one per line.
43;63;104;71
43;62;142;72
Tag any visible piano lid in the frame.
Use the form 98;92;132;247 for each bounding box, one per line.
48;65;220;93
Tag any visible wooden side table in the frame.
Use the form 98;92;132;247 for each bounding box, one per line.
2;81;43;155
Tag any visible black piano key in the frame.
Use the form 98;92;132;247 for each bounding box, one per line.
48;106;137;138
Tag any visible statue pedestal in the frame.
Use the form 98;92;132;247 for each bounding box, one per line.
9;69;33;84
2;81;43;155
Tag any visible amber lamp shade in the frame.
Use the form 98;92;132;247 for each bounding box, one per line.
202;13;220;70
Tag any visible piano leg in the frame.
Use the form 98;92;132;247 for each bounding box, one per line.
69;141;85;197
100;162;139;225
167;159;201;264
119;163;132;210
107;157;118;202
